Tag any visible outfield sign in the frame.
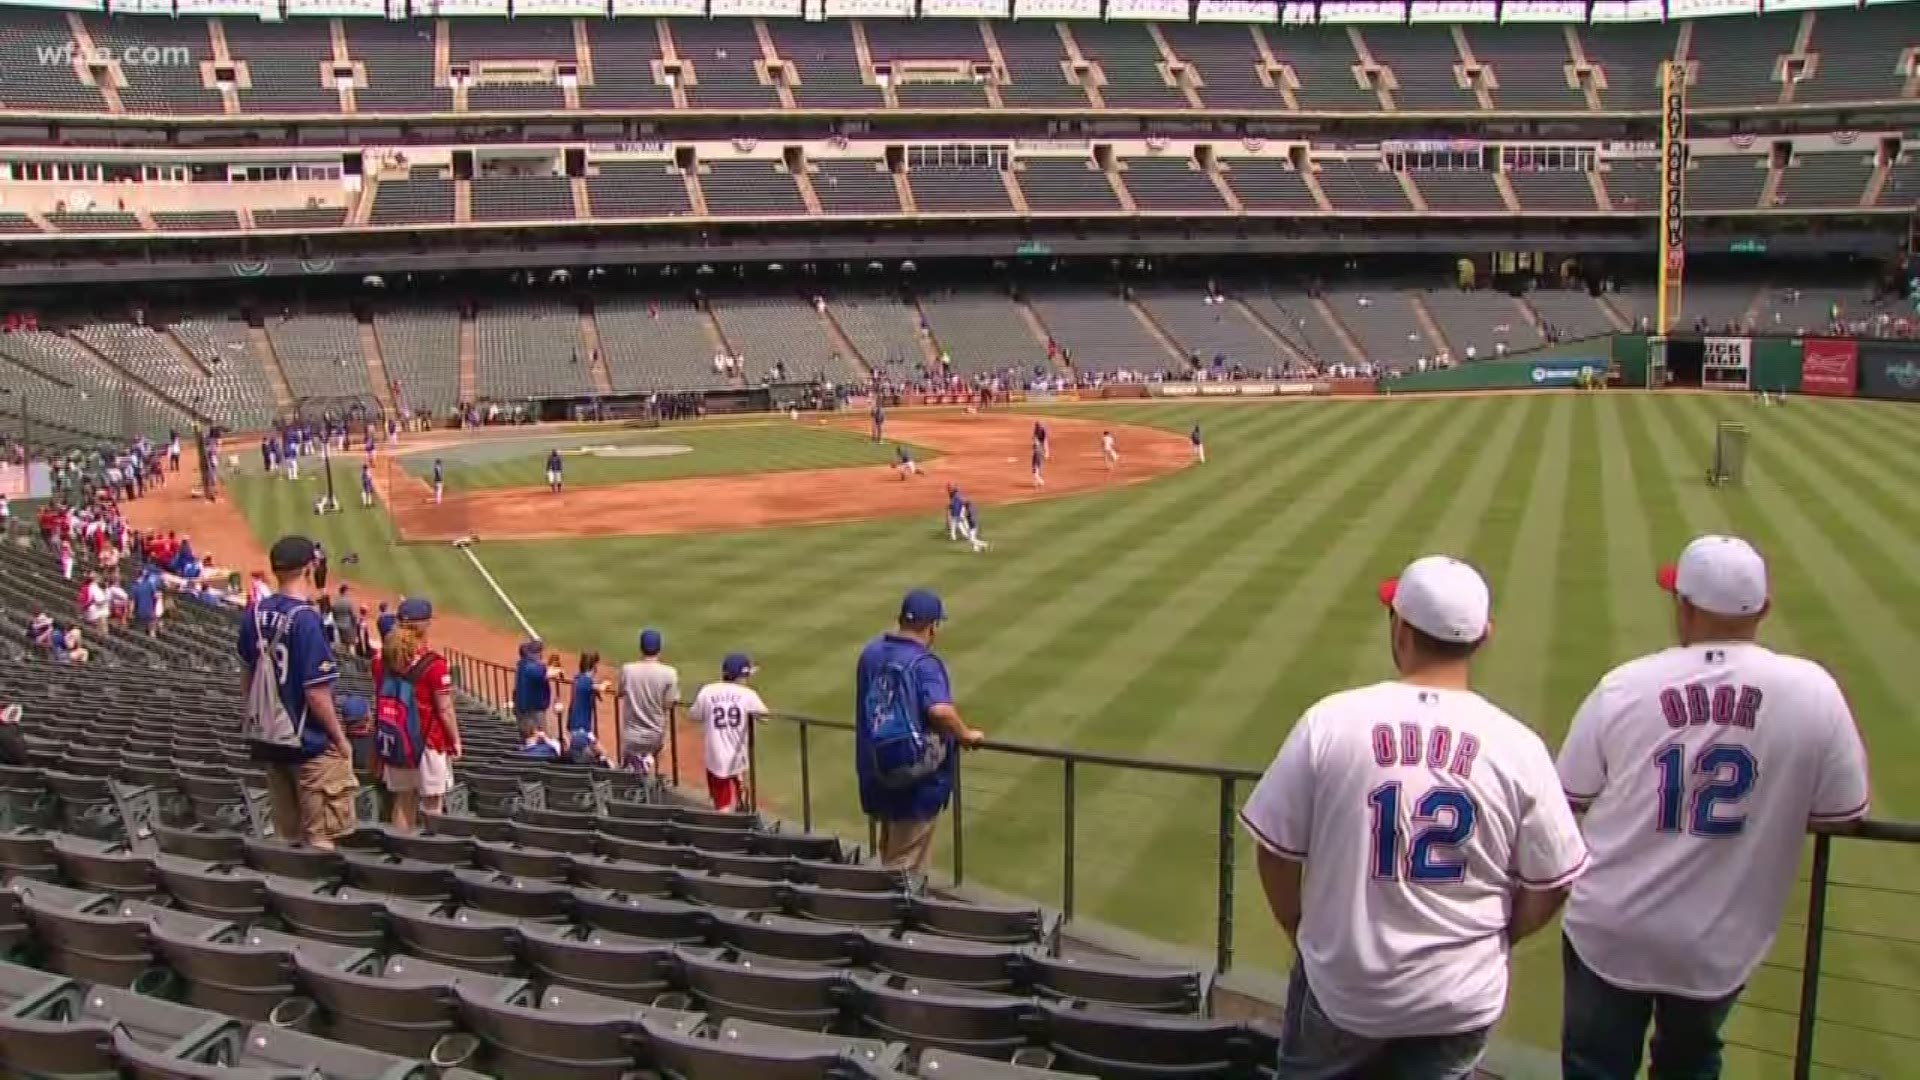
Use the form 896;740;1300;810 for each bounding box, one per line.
1800;338;1858;397
1528;360;1604;386
1150;380;1325;398
1859;347;1920;402
1703;336;1753;390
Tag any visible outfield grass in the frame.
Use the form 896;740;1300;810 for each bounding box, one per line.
226;394;1920;1079
400;422;934;493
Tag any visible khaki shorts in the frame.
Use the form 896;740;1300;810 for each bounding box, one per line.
264;752;357;847
878;816;940;874
383;748;453;797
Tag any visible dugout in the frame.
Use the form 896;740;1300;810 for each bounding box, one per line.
529;381;838;422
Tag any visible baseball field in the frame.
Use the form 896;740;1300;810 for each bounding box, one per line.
215;392;1917;1078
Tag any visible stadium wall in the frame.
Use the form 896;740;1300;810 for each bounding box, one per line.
1859;340;1920;402
1379;356;1611;393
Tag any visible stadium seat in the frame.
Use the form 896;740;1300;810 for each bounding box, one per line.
511;821;599;855
570;855;677;896
862;930;1020;993
0;828;59;881
796;861;908;895
453;980;645;1080
289;951;524;1059
151;923;366;1020
518;922;678;1002
789;885;906;929
677;870;788;914
384;899;523;975
425;813;515;843
909;897;1044;945
153;855;269;922
341;852;458;900
264;877;388;949
1039;1000;1268;1079
155;826;248;865
911;1047;1093;1079
715;1018;907;1073
452;868;574;922
699;851;792;882
642;1014;858;1080
474;839;574;882
1024;951;1204;1014
851;974;1035;1058
573;888;714;943
712;910;864;968
379;829;477;866
750;832;844;863
244;837;347;881
673;948;853;1032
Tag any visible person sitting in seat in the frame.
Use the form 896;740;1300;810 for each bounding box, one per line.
516;719;562;761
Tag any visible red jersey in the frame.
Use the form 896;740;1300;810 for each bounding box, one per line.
373;651;455;752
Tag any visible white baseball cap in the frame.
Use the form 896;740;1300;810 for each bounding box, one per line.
1658;534;1769;616
1378;556;1492;643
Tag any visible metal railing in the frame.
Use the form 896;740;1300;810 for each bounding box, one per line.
439;645;1919;1079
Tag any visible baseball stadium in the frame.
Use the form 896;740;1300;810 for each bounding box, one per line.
0;0;1916;1077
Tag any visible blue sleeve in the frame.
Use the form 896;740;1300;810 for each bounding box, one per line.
290;609;339;688
237;608;258;665
917;655;953;712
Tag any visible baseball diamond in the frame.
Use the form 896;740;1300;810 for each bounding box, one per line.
120;391;1920;1079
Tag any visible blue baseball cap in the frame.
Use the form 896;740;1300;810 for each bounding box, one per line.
639;629;663;656
899;588;944;628
722;653;754;679
397;597;433;622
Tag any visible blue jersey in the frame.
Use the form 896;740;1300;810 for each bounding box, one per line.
567;673;597;734
547;451;564;473
947;492;964;518
897;446;911;464
515;656;554;714
962;501;978;528
1191;426;1203;446
1031;446;1044;470
854;633;956;820
433;462;444;483
1033;423;1048;445
129;575;158;621
237;594;339;760
361;466;375;493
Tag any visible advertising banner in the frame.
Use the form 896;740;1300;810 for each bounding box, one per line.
1702;336;1753;390
1859;347;1920;402
1800;338;1858;397
1526;359;1607;387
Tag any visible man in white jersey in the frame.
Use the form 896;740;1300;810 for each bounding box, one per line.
1556;535;1870;1080
691;652;768;812
1241;555;1588;1080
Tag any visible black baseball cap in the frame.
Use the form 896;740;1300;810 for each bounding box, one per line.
268;535;317;573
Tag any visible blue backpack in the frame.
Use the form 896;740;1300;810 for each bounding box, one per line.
862;655;948;789
374;656;434;768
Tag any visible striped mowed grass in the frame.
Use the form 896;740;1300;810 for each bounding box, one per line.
227;393;1920;1078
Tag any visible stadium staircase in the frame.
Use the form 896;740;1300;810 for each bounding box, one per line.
456;313;477;404
817;304;877;382
1410;296;1457;362
578;307;615;395
1492;173;1522;213
1598;294;1635;332
1128;298;1188;366
1739;284;1771;330
357;319;395;412
1105;165;1137;212
61;330;208;429
65;13;120;114
1310;296;1369;367
1228;296;1314;369
999;168;1030;215
351;176;379;227
160;328;212;380
1055;24;1105;109
1862;160;1891;208
245;324;295;411
453;179;471;225
1585;169;1612;212
1513;295;1547;339
700;305;743;387
1396;171;1429;212
1015;299;1060;368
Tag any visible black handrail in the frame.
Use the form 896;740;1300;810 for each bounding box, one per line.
438;643;1918;1075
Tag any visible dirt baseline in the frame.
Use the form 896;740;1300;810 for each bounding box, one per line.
384;414;1193;542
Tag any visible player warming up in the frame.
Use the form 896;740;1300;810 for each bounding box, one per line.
945;485;964;542
1191;424;1206;464
1033;420;1050;461
870;402;886;443
546;449;565;494
1101;430;1119;471
691;653;767;812
895;445;919;479
360;462;375;508
960;500;989;553
431;458;444;505
1031;441;1046;489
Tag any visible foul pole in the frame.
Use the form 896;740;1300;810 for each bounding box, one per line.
1656;59;1688;336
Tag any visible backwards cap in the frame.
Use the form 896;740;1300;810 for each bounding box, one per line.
1378;556;1492;643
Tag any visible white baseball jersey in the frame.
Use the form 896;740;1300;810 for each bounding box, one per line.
1241;681;1587;1039
691;681;767;779
1101;434;1116;454
1558;642;1870;999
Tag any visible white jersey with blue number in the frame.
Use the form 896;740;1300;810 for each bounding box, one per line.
692;681;767;779
1558;642;1870;999
1240;681;1587;1039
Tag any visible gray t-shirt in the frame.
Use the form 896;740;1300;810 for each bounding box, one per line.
618;659;679;749
330;595;356;636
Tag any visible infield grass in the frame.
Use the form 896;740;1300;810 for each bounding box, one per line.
226;393;1920;1079
400;422;934;492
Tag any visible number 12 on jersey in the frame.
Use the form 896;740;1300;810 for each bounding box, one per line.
1369;783;1479;884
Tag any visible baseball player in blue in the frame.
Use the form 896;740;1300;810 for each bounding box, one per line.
960;500;988;553
870;402;885;443
360;461;375;508
895;444;919;480
364;428;376;457
546;449;564;493
1031;441;1046;489
945;485;964;542
282;430;300;481
432;458;444;504
1032;420;1050;461
1190;423;1205;464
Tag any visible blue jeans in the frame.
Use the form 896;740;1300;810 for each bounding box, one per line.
1276;962;1490;1080
1562;935;1742;1080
